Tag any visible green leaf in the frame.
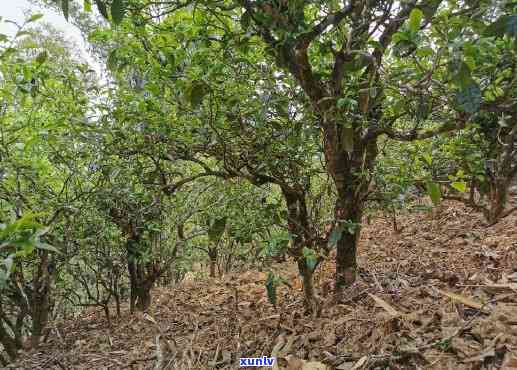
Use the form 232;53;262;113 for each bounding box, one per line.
265;272;277;306
1;47;16;60
15;31;31;38
188;80;208;108
327;225;343;249
337;97;357;109
208;217;227;242
15;242;35;257
426;181;441;206
416;46;433;58
456;82;481;114
302;247;318;272
36;50;48;64
107;49;118;71
422;153;433;166
344;220;359;235
36;242;60;253
22;41;38;49
84;0;92;12
111;0;126;24
484;15;517;38
343;54;371;72
451;181;467;193
392;31;410;43
265;234;290;257
0;271;8;289
408;8;423;33
453;62;473;90
61;0;69;21
241;10;251;30
28;13;44;23
94;0;109;19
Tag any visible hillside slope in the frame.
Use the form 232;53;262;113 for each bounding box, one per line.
9;202;517;370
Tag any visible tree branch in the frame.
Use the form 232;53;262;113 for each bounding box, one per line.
295;4;354;49
373;1;418;62
375;117;469;142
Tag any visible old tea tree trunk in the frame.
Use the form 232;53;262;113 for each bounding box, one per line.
325;129;378;289
236;0;443;293
126;225;162;312
281;187;326;313
485;122;517;224
126;237;152;312
274;28;389;292
109;207;161;312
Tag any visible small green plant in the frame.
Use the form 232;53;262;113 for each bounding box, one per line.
0;214;57;289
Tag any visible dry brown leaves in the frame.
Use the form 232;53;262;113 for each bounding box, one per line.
9;201;517;370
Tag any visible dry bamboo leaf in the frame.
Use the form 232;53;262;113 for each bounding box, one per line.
336;362;355;370
351;355;368;369
502;352;517;368
464;348;495;363
460;283;517;292
221;350;231;364
143;313;157;325
286;356;305;369
302;361;328;370
368;293;400;316
507;272;517;282
279;334;297;356
286;356;328;370
435;288;490;313
482;283;517;292
272;334;286;370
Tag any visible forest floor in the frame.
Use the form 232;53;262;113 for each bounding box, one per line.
8;201;517;370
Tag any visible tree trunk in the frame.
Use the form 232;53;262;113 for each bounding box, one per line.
128;262;154;312
113;274;121;317
128;269;153;312
127;237;155;312
297;259;319;314
129;280;137;313
323;126;378;293
134;285;152;311
224;241;235;273
225;252;234;273
30;251;52;348
128;241;139;313
483;125;517;224
391;205;402;233
115;293;121;317
333;187;366;290
334;219;361;289
0;324;18;361
487;178;510;224
208;248;217;278
281;187;321;313
0;302;20;361
103;305;111;326
1;353;9;366
209;259;216;278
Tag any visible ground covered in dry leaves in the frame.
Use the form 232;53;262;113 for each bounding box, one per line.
9;202;517;369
